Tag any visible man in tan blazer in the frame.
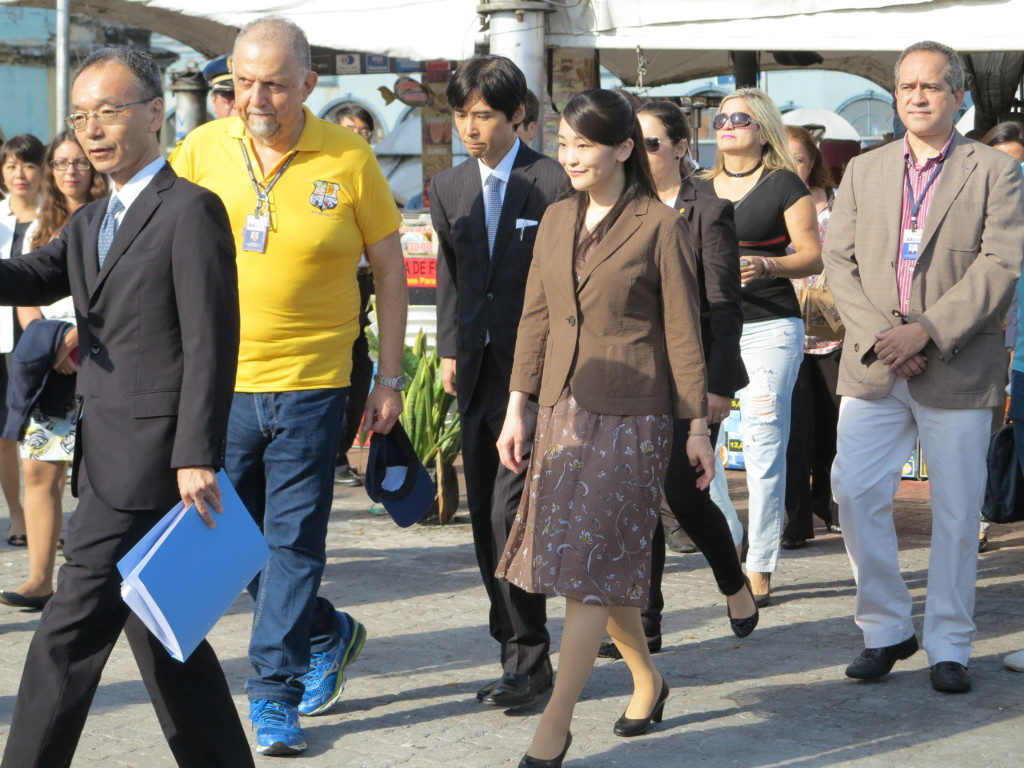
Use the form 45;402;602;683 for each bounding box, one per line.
825;40;1024;694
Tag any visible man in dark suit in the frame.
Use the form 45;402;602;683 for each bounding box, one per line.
431;55;567;707
0;48;252;768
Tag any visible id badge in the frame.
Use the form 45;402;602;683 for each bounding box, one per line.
242;214;270;253
900;228;922;261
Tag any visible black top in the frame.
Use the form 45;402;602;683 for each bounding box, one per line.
696;169;809;323
673;177;747;398
9;220;30;259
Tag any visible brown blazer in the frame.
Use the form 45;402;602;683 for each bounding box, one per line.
824;132;1024;409
509;195;707;420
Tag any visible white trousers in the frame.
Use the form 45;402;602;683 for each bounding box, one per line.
831;377;990;666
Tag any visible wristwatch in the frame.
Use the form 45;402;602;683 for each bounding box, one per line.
374;374;407;392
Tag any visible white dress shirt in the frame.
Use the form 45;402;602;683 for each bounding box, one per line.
109;156;166;224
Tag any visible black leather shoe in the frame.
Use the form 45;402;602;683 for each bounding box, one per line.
845;635;919;679
780;537;807;550
482;660;553;707
519;732;571;767
930;661;971;693
597;635;662;660
476;678;500;701
614;678;669;737
665;525;697;554
0;591;52;610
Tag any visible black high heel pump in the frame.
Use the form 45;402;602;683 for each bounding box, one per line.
519;732;572;767
613;678;669;737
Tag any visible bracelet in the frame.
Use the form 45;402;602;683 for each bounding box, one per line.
688;429;711;437
760;256;779;279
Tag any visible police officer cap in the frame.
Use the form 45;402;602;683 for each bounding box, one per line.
202;54;233;93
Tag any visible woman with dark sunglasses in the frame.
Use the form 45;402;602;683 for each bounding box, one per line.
695;88;821;607
591;100;757;655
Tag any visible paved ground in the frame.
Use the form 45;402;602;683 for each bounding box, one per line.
1;465;1023;767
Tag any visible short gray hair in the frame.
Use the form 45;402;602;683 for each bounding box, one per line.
894;40;967;93
74;46;163;102
234;16;312;72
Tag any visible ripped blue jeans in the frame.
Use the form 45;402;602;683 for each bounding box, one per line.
737;317;804;573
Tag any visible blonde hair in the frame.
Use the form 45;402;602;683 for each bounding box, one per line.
701;87;797;180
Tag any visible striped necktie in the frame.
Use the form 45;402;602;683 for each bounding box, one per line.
97;196;124;268
484;173;503;257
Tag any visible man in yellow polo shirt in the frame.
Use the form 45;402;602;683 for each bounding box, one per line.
171;16;408;757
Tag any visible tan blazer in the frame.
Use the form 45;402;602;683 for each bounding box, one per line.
509;195;707;420
824;133;1024;409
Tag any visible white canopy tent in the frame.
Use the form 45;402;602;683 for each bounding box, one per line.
5;0;1023;82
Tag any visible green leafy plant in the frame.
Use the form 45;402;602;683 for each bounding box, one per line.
399;331;462;523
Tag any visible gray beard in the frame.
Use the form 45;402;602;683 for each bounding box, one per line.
247;114;280;140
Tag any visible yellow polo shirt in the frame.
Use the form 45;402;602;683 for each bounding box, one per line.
171;107;401;391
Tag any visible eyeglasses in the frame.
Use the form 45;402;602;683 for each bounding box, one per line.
65;99;153;131
712;112;757;131
51;159;92;172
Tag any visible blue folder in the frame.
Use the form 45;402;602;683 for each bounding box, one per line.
117;470;269;662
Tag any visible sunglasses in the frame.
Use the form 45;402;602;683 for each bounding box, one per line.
643;136;663;153
712;112;757;131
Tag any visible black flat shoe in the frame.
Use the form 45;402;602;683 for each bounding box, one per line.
930;661;971;693
6;534;26;547
519;732;571;768
614;678;669;737
845;635;918;679
727;582;759;639
780;537;807;550
597;635;662;660
0;591;52;610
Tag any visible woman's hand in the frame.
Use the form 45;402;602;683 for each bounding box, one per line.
497;392;532;473
53;327;79;375
707;393;732;425
739;255;766;284
686;417;716;490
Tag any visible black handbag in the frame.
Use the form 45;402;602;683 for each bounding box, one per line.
981;422;1024;524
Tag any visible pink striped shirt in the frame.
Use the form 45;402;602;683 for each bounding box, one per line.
896;131;955;315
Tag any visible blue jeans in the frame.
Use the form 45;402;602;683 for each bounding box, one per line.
226;388;348;705
736;318;804;573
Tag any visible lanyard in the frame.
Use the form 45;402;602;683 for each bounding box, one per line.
904;157;945;230
238;139;297;217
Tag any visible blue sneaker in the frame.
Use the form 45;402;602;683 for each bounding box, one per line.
249;700;306;756
298;611;367;716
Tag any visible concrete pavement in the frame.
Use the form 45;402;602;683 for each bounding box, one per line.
1;472;1023;767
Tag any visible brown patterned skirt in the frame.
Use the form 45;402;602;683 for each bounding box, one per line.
496;389;673;607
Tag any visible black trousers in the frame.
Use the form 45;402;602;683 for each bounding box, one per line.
460;349;548;675
784;350;840;539
645;421;745;637
337;269;375;467
1;463;253;768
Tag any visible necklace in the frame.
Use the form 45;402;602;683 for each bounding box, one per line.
723;158;763;178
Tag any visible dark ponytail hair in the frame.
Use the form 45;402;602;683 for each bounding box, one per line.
562;89;658;246
636;99;693;176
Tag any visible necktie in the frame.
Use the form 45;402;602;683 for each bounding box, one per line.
97;196;124;268
484;174;503;257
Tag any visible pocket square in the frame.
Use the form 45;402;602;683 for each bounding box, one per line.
515;218;539;230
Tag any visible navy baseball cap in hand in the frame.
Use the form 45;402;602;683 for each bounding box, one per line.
364;423;435;527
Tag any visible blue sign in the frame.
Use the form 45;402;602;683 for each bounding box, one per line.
395;58;422;73
366;54;390;73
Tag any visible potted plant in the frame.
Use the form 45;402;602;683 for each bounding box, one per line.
399;332;462;523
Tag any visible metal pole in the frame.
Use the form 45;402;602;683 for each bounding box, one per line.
170;67;209;143
55;0;70;136
478;1;553;151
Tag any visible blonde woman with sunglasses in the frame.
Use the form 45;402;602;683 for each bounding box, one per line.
696;88;821;606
